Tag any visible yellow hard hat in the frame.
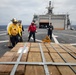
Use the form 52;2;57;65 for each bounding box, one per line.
11;18;18;23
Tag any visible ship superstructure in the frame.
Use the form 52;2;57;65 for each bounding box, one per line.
33;1;70;30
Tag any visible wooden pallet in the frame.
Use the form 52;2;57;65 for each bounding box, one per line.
0;43;76;75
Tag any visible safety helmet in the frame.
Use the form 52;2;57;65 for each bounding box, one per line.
11;18;18;23
18;20;22;23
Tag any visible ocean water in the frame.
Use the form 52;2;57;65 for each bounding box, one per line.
0;25;29;31
70;25;76;30
0;25;76;31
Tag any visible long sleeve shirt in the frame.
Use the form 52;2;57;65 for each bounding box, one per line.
8;24;21;36
28;25;36;32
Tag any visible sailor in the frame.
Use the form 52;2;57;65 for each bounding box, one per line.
28;22;36;42
47;23;54;40
7;18;16;48
7;18;21;47
17;20;24;42
7;18;16;31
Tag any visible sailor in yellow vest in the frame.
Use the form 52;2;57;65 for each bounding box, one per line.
17;20;24;42
8;18;21;47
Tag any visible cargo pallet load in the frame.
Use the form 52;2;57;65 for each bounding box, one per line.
0;42;76;75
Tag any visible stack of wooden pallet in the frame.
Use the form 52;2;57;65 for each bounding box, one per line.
0;43;76;75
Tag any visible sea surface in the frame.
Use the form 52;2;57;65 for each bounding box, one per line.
0;25;76;31
0;25;29;31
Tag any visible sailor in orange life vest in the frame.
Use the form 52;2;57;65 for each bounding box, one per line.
7;18;21;47
28;22;37;42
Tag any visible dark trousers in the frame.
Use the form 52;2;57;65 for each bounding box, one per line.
18;32;23;42
28;32;35;42
10;35;19;47
48;31;52;40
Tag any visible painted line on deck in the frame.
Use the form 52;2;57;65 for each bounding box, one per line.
0;31;7;33
31;37;42;42
52;34;59;44
31;34;59;44
0;40;9;43
0;33;7;36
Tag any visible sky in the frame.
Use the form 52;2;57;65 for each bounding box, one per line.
0;0;76;25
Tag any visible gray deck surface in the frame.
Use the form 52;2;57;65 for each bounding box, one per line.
0;29;76;57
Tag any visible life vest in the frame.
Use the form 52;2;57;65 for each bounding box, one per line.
8;24;19;36
18;24;22;32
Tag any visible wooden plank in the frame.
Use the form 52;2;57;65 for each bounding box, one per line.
11;43;25;52
30;43;48;53
63;44;76;53
44;43;57;53
15;43;25;47
15;65;25;75
12;53;27;62
61;53;76;63
7;53;27;75
0;51;28;75
50;53;64;63
24;52;36;75
0;43;30;75
0;57;14;75
30;47;40;52
31;43;39;47
11;47;22;52
40;43;49;52
13;53;27;75
40;43;45;47
24;52;45;75
44;43;52;47
3;52;16;57
50;53;76;75
41;46;49;52
12;53;27;75
61;53;76;72
71;53;76;57
52;44;67;53
44;53;61;75
46;47;57;53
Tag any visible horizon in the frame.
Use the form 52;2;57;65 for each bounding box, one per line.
0;24;76;26
0;24;29;26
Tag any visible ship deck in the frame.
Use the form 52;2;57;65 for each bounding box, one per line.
0;29;76;57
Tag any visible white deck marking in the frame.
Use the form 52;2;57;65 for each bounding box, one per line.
0;31;7;33
31;37;42;42
0;40;9;43
0;33;7;36
52;34;59;44
31;34;59;44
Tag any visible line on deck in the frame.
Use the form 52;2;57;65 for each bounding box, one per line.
0;40;9;43
52;34;59;44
